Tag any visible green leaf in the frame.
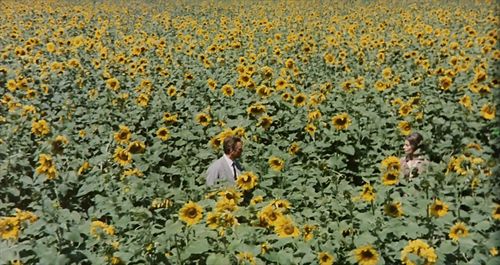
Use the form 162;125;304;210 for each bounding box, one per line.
206;254;231;265
338;145;355;155
184;239;210;255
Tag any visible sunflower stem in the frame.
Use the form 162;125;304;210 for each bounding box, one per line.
173;234;183;265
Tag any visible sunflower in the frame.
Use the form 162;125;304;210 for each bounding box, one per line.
399;104;412;116
78;161;91;176
439;76;452;91
0;217;20;240
318;252;334;265
206;211;219;229
106;77;120;91
374;80;387;92
195;112;211;127
167;85;177;97
256;85;273;97
35;154;57;180
179;201;203;226
207;78;217;90
250;195;264;205
490;247;498;257
288;142;301;155
272;199;291;211
236;171;258;191
275;216;300;238
324;53;335;65
275;78;288;91
382;67;392;79
255;115;272;130
114;125;131;144
360;183;375;202
258;66;273;80
237;252;256;265
285;58;294;69
51;135;69;154
353;245;379;265
459;95;472;110
215;198;238;213
163;112;178;125
31;119;51;136
156;127;170;141
260;242;271;255
381;170;399;186
449;222;469;241
217;188;242;204
331;113;352;130
113;147;132;166
268;156;285;171
493;204;500;220
90;220;115;238
128;140;146;154
247;103;266;116
258;205;283;227
303;224;317;241
136;93;149;107
480;103;495;120
46;42;56;53
219;212;239;228
429;199;449;218
384;202;403;218
381;156;401;172
305;123;317;137
308;110;322;122
292;93;307;107
217;81;235;95
401;239;437;265
397;121;411;136
474;69;487;83
281;92;292;101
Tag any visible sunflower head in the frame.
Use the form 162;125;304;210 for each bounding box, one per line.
381;170;400;186
360;183;376;202
195;113;212;127
293;93;307;107
480;103;495;120
384;202;403;218
113;147;132;166
449;222;469;241
257;115;273;130
236;172;258;191
156;127;170;141
354;245;379;265
221;84;234;97
331;113;352;130
429;199;449;218
274;216;300;238
401;239;437;265
493;204;500;220
381;156;401;172
398;121;412;136
114;125;131;144
318;251;334;265
268;156;285;171
179;201;203;226
288;142;301;155
128;140;146;154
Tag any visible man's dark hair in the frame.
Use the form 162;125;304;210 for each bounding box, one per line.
223;136;241;154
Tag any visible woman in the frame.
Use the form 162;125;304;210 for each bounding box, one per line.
400;132;429;179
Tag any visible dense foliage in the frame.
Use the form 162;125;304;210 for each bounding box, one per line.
1;0;499;264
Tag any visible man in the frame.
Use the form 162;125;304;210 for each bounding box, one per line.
206;136;244;186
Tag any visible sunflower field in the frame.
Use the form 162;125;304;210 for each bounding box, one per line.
0;0;499;264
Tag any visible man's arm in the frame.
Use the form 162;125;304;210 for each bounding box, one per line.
206;162;219;186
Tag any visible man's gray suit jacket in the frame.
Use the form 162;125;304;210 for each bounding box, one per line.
206;156;241;186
